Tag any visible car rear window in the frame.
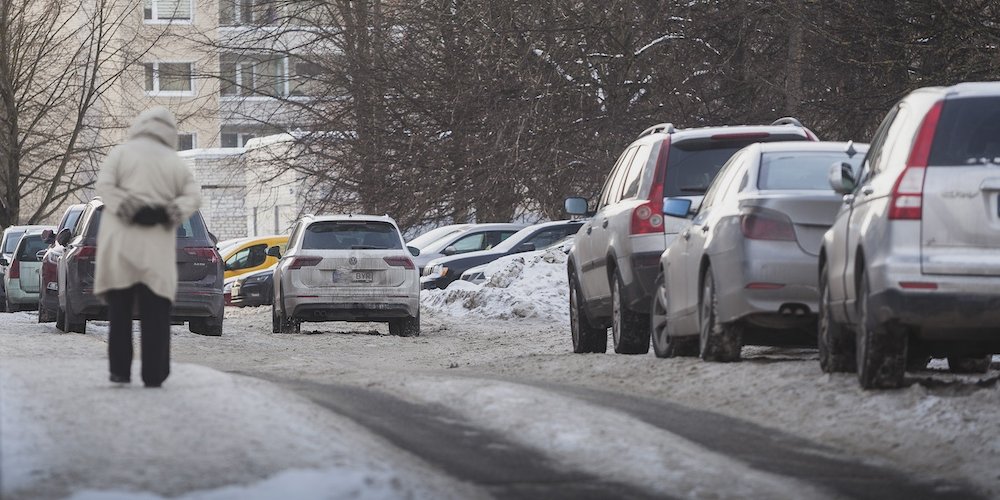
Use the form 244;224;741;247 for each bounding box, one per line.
664;134;809;196
302;221;403;250
3;231;25;254
86;208;211;246
758;151;863;190
928;97;1000;166
16;235;47;262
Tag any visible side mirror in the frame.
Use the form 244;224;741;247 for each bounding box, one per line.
266;246;282;258
35;250;48;260
442;246;457;256
828;161;856;195
41;229;54;245
564;197;589;216
0;258;7;267
56;228;72;247
407;246;420;257
662;198;694;219
516;243;536;253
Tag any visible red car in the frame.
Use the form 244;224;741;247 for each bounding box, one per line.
38;204;85;323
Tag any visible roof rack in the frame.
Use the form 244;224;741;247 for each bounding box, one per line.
771;117;804;127
637;123;676;140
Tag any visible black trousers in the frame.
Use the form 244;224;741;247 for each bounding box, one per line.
107;284;172;386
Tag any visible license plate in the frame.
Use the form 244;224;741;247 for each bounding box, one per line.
352;271;374;283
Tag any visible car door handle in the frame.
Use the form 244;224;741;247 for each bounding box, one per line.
860;186;874;196
602;219;609;228
701;225;710;233
681;230;690;240
586;227;592;235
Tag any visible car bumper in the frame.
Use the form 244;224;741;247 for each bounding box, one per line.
285;292;419;322
6;280;40;304
69;287;222;321
231;281;271;307
420;275;451;290
715;242;820;326
867;287;1000;342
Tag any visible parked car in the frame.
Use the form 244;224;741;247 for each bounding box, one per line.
820;82;1000;389
566;118;818;354
57;199;224;335
2;228;56;311
459;235;575;285
422;220;584;290
271;214;420;336
230;264;275;307
409;223;526;273
0;225;34;309
221;235;288;280
38;204;86;322
651;141;867;361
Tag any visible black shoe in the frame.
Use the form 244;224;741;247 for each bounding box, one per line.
110;374;130;384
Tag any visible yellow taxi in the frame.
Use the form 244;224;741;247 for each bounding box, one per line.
220;235;288;280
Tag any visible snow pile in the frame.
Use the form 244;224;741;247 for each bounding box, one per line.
421;247;569;322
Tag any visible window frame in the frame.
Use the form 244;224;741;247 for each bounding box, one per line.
177;133;196;151
144;61;195;96
144;0;194;24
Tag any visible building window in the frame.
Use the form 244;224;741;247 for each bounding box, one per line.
221;132;256;148
177;133;195;150
144;62;193;94
289;59;325;97
144;0;193;22
219;0;277;26
219;55;283;97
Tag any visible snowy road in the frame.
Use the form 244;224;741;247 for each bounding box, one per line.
2;305;998;499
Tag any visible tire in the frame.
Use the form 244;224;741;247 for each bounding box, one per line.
56;306;66;331
855;271;907;389
67;318;86;334
698;266;742;362
650;273;697;358
189;316;223;336
818;262;856;373
948;355;991;374
389;313;420;337
611;274;650;355
569;272;607;354
271;302;281;333
6;297;18;313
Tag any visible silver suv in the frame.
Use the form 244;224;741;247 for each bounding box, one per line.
271;214;420;336
566;119;817;354
820;82;1000;389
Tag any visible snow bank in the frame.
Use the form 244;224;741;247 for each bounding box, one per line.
420;247;569;322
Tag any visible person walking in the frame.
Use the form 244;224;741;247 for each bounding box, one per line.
94;107;202;388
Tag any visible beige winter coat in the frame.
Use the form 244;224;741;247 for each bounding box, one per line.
94;107;202;301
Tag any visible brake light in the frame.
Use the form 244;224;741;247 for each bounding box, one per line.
8;259;19;279
741;211;796;241
631;138;670;235
183;247;220;264
289;256;322;269
77;246;97;260
889;101;942;221
383;256;415;269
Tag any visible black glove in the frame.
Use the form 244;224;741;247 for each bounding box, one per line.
132;205;170;226
118;196;144;222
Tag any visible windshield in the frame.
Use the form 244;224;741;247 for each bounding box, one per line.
3;231;25;254
408;225;466;250
302;221;403;250
758;151;865;190
929;97;1000;166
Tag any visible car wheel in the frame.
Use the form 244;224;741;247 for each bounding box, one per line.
56;306;66;331
67;318;86;334
271;302;281;333
611;274;650;355
818;262;856;373
947;355;991;374
855;271;907;389
650;273;697;358
389;313;420;337
189;316;223;336
5;297;18;313
698;266;742;362
569;272;606;354
38;302;53;322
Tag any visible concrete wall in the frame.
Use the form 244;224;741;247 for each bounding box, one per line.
179;149;247;240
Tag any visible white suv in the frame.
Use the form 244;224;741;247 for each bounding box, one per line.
271;215;420;336
820;82;1000;389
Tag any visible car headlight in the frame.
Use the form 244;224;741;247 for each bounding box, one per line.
433;264;449;277
223;282;233;293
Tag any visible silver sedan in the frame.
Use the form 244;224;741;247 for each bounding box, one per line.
651;141;867;361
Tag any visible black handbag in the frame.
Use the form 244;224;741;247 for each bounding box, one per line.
132;205;170;226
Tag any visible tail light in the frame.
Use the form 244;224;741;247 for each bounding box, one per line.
8;259;19;279
383;256;415;269
76;246;97;260
183;247;220;264
741;210;796;241
289;256;322;269
889;100;942;220
631;138;671;235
